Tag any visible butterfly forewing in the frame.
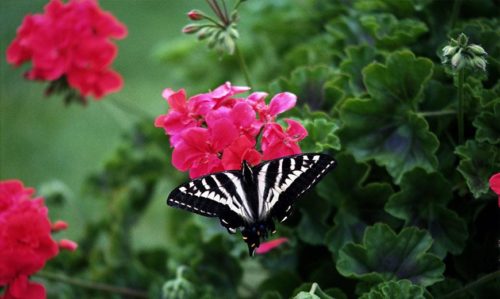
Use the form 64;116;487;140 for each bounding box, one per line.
254;154;336;222
167;171;251;232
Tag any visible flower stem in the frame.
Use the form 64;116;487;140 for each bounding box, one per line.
235;44;252;87
457;68;465;144
36;271;148;298
309;282;318;294
449;0;462;28
418;110;456;117
441;270;500;299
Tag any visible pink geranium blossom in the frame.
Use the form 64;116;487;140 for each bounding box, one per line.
489;173;500;207
0;179;77;299
262;119;308;160
156;82;307;178
6;0;127;102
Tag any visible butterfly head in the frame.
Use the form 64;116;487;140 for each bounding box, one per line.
241;219;276;256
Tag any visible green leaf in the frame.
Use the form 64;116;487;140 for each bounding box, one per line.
318;154;394;257
473;100;500;144
270;65;336;111
385;168;468;256
360;13;428;49
339;51;438;183
455;140;500;198
300;118;341;152
354;0;431;17
363;51;433;106
359;280;426;299
336;223;445;286
339;45;382;96
297;196;331;245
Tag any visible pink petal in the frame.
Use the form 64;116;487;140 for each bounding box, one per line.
209;119;239;152
255;237;289;254
189;154;223;178
188;93;215;116
261;123;285;152
262;140;299;160
222;136;261;170
163;89;187;112
210;82;250;99
206;107;231;127
285;119;308;141
489;173;500;207
231;101;257;128
268;92;296;116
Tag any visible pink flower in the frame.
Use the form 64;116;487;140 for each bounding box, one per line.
247;92;297;123
0;179;77;299
6;0;127;101
172;118;239;178
489;173;500;207
155;89;201;146
255;237;289;254
262;119;308;160
222;136;262;170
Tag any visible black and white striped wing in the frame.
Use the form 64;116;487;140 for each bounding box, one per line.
167;171;252;233
254;154;336;222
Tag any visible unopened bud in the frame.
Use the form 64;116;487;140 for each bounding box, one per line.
457;33;468;47
59;239;78;251
468;44;487;56
451;51;462;68
187;9;204;21
52;220;69;232
471;57;487;71
442;45;457;56
182;24;202;34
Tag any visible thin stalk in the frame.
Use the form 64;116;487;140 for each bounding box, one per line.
221;0;229;22
235;44;252;87
36;271;148;298
449;0;463;28
457;68;465;144
418;110;456;117
209;0;228;25
440;270;500;299
309;282;319;294
234;0;245;10
206;0;225;23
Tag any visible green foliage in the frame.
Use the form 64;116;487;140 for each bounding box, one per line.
336;224;445;286
359;280;426;299
339;51;439;183
6;0;497;298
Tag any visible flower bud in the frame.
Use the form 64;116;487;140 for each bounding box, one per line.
451;51;462;68
442;45;457;56
471;56;487;71
468;44;487;56
187;9;204;21
182;24;202;34
51;220;69;232
457;33;468;47
59;239;78;251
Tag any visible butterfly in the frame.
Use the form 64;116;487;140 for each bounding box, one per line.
167;153;336;256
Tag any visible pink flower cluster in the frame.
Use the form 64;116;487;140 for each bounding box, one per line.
155;82;308;178
0;180;77;299
6;0;127;99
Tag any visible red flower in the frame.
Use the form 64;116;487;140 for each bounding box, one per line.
262;119;308;160
247;92;297;123
489;173;500;207
255;237;289;254
0;179;76;299
6;0;127;100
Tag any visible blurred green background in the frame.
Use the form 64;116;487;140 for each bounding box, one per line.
0;0;221;244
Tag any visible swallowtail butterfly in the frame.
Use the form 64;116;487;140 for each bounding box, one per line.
167;153;336;256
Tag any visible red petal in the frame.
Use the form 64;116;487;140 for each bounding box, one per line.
231;101;256;128
285;119;308;141
59;239;78;251
163;89;188;112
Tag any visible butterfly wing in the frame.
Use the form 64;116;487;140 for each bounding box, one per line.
253;154;336;222
167;171;252;233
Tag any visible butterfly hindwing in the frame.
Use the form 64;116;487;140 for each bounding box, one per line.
167;171;248;233
254;154;336;222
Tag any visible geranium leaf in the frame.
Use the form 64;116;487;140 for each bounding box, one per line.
301;118;341;152
336;223;445;286
340;100;439;183
339;45;381;96
363;51;433;106
360;13;428;49
339;51;438;182
297;196;331;246
354;0;431;17
359;280;426;299
385;168;468;256
473;100;500;144
455;140;500;198
292;283;335;299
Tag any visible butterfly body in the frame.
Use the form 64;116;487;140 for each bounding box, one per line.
167;153;336;256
